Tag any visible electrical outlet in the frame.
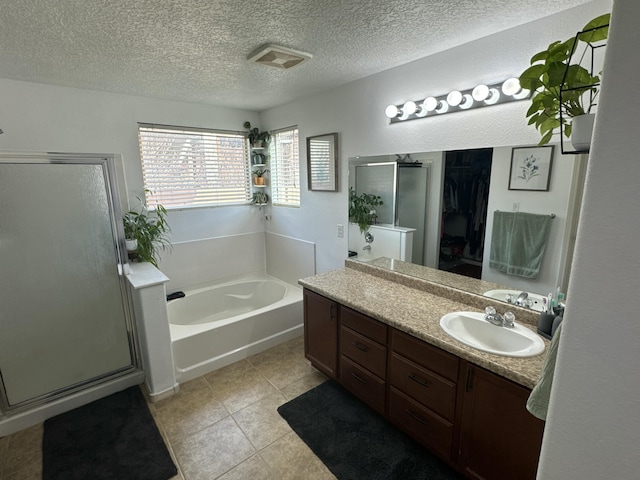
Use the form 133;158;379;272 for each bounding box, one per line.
337;224;344;238
512;202;520;212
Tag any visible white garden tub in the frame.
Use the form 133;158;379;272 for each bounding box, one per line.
167;274;303;382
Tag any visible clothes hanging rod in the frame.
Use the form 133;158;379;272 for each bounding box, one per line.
495;210;555;218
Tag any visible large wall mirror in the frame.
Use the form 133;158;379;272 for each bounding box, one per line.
348;147;588;308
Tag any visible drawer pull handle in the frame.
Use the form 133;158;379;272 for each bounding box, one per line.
353;342;369;352
409;373;431;388
405;409;428;425
351;372;367;384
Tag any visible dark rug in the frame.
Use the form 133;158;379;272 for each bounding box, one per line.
277;380;463;480
43;386;177;480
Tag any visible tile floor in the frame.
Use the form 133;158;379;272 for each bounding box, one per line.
0;335;336;480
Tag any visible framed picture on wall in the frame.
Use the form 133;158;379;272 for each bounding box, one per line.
508;146;554;191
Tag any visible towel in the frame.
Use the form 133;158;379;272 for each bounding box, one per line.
489;211;552;278
527;322;562;420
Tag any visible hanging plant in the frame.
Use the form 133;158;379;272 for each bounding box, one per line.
518;13;610;145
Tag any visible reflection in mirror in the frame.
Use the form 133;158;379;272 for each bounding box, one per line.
307;133;338;191
348;148;587;309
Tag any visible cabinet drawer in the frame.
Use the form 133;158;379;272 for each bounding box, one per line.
340;355;386;414
341;326;387;378
341;306;387;345
391;329;459;382
390;353;456;421
388;387;453;461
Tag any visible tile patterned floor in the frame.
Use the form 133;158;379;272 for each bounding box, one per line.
0;335;334;480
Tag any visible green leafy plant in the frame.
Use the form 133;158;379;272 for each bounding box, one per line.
519;13;609;145
349;187;384;234
244;121;271;146
253;167;270;177
251;191;269;205
122;192;171;267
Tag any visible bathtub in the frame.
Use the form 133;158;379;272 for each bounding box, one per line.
168;274;303;383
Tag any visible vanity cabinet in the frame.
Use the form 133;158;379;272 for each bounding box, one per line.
388;329;459;461
302;288;544;480
458;363;545;480
303;289;338;379
339;306;388;414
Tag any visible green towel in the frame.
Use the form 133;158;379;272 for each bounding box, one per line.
489;211;552;278
527;322;562;420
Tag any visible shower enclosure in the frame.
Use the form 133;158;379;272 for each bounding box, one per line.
0;153;142;424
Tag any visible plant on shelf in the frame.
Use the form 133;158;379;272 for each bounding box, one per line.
243;121;271;148
122;191;171;268
518;13;609;146
251;191;269;205
349;187;384;234
253;167;269;185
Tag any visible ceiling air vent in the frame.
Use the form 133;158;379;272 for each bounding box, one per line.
247;44;312;70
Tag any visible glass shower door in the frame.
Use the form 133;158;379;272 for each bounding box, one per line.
0;154;138;410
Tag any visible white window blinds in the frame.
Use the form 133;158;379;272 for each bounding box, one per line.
270;127;300;207
138;124;250;208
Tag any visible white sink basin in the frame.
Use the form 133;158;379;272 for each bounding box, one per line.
440;311;545;357
483;289;547;312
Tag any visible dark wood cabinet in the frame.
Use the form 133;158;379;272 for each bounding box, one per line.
389;329;459;461
339;306;388;414
303;289;338;379
458;363;545;480
302;289;544;480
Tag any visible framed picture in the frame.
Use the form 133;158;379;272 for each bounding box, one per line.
508;146;554;191
307;133;338;191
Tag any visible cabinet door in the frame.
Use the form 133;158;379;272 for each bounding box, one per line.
303;289;338;379
458;364;544;480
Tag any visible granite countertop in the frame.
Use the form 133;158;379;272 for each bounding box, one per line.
299;265;549;389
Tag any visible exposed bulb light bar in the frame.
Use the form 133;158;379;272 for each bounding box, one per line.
385;78;529;123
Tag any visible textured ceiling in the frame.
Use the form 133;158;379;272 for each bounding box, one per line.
0;0;593;111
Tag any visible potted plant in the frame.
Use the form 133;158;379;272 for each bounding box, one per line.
244;121;271;148
519;13;609;148
253;167;269;185
251;191;269;205
122;193;171;268
349;187;384;234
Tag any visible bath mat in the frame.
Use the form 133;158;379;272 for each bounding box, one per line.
43;386;177;480
277;380;463;480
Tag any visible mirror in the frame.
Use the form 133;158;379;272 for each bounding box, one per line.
348;148;587;309
307;133;338;191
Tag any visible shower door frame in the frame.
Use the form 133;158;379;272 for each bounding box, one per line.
0;152;142;414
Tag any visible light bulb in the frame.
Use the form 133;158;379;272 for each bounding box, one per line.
502;77;522;96
513;88;529;100
435;100;449;114
484;88;501;105
385;105;399;119
459;94;474;110
415;103;428;117
423;97;439;112
403;101;417;116
472;84;489;101
447;90;463;107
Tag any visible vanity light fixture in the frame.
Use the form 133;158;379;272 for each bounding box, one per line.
385;78;529;123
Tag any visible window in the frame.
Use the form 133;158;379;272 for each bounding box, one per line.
270;127;300;207
137;124;251;208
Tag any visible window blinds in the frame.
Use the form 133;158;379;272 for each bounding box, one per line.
138;124;250;208
270;127;300;207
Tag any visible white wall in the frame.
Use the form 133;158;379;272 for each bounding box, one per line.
0;78;263;243
260;0;612;276
538;1;640;478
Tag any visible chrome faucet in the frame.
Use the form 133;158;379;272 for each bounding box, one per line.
484;306;515;328
514;291;529;306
